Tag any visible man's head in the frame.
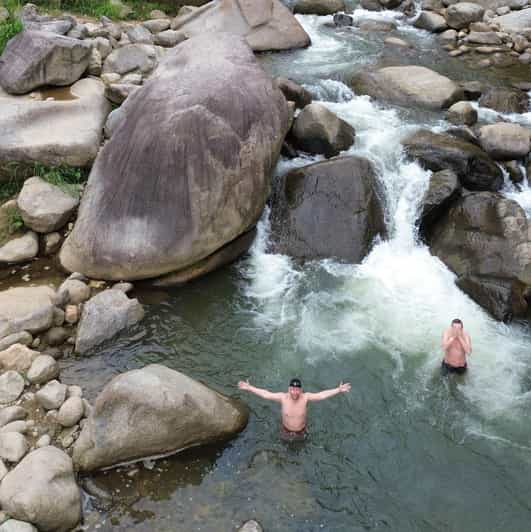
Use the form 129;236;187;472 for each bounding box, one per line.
288;378;302;399
451;318;463;330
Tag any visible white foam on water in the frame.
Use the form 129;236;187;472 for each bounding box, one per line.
471;101;531;128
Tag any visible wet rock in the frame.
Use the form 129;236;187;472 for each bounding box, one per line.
0;519;38;531
17;177;79;234
414;11;448;32
0;407;27;428
275;77;312;110
73;364;248;471
0;372;24;405
0;433;28;462
171;0;310;52
479;87;528;114
0;333;32;353
60;34;288;282
154;29;187;47
75;289;144;353
57;397;84;428
35;380;67;410
57;279;90;305
384;36;412;48
0;446;81;532
353;65;462;110
478;123;531;160
447;101;478;125
271;156;385;261
446;2;485;29
0;78;111;168
290;103;355;158
333;13;354;26
461;80;483;100
0;344;39;374
238;521;263;532
0;233;38;265
294;0;345;14
26;355;59;384
503;160;525;184
402;130;503;191
0;31;92;94
359;20;396;31
427;193;531;320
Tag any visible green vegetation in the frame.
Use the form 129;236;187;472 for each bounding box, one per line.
4;205;23;234
33;163;88;198
0;0;23;55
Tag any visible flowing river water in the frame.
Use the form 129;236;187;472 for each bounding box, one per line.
62;10;531;532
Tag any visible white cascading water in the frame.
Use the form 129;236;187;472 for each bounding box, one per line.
240;18;531;446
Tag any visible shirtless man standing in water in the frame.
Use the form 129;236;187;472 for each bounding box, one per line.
441;318;472;375
238;378;351;440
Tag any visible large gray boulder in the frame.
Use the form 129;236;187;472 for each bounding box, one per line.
0;287;56;339
60;34;288;281
414;11;448;32
271;156;385;261
445;2;485;29
478;123;531;161
73;364;248;471
352;66;463;110
75;289;144;353
427;193;531;320
402;130;503;191
493;8;531;33
0;78;111;168
290;103;355;158
171;0;310;52
17;177;79;233
0;30;91;95
293;0;345;15
0;446;81;532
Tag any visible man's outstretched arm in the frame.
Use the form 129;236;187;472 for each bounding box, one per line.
306;382;351;401
238;380;283;402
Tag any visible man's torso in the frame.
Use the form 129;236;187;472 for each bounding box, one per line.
444;328;468;367
281;394;308;431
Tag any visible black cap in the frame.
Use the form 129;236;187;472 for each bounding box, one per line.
289;378;302;388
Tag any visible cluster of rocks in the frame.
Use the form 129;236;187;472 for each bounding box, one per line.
413;0;531;66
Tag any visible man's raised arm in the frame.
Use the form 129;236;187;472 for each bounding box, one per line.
306;382;351;402
238;380;283;402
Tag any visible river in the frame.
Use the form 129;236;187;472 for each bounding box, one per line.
63;10;531;532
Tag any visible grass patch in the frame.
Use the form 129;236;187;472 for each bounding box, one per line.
33;163;88;198
0;205;25;245
0;1;23;55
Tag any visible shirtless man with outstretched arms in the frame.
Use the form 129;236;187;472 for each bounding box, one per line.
441;318;472;374
238;378;351;440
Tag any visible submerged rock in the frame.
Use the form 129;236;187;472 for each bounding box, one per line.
271;156;385;261
73;364;248;471
60;34;288;282
0;446;81;532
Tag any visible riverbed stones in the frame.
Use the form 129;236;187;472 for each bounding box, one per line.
447;101;478;125
171;0;310;52
0;433;28;462
57;279;90;305
0;446;81;531
0;233;38;265
57;397;84;428
414;11;448;32
0;520;38;532
0;78;111;168
0;333;32;353
102;44;158;76
60;34;288;282
479;87;528;114
427;193;531;320
402;130;503;191
271;156;385;261
446;2;485;29
17;177;79;234
0;345;39;374
290;103;355;158
352;66;462;110
73;364;248;471
465;31;502;44
36;381;66;411
154;29;187;47
127;25;154;45
493;7;531;33
26;355;59;384
0;31;92;94
0;407;27;428
478;123;531;160
0;372;24;405
75;289;144;353
238;521;263;532
294;0;345;14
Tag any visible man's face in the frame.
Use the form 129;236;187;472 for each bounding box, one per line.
289;386;302;400
452;322;463;332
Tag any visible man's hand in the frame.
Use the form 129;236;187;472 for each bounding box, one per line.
238;380;251;391
338;381;351;393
